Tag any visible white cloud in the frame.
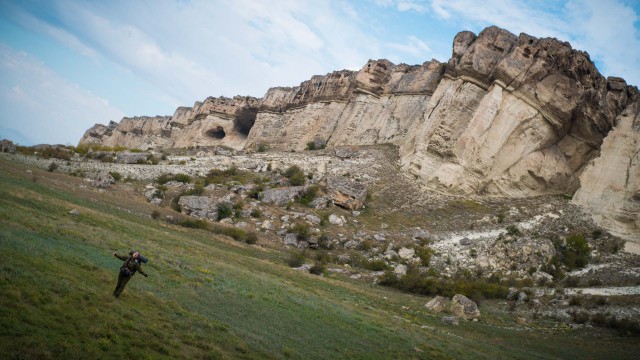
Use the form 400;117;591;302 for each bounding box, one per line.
387;36;432;59
0;43;125;145
376;0;428;13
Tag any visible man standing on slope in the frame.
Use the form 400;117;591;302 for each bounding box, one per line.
113;250;148;298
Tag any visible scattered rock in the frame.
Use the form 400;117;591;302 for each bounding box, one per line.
459;237;471;246
261;186;305;206
261;220;275;230
178;196;231;221
507;287;519;300
326;176;367;210
305;214;322;225
284;233;298;246
329;214;346;226
425;296;447;313
69;209;80;216
450;294;480;320
85;171;115;188
398;247;415;259
334;148;356;158
517;292;528;303
516;317;529;325
373;233;386;242
310;196;329;209
394;264;407;276
116;152;148;164
344;240;359;250
442;316;460;326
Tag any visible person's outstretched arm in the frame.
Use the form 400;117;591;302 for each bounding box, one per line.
113;252;128;261
135;262;148;277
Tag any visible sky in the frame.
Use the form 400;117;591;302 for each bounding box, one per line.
1;0;639;146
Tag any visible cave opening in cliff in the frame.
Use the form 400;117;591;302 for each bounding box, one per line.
206;126;226;139
234;107;258;136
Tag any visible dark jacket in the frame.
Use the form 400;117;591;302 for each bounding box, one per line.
115;253;147;276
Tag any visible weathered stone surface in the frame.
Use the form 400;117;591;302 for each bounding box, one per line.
305;214;322;225
284;233;298;246
394;264;407;276
425;296;448;313
328;214;346;226
116;152;148;164
442;316;460;326
69;209;80;216
398;247;415;259
450;294;480;320
178;196;230;220
326;177;367;211
261;186;305;206
85;171;115;188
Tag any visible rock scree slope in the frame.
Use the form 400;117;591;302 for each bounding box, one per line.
80;26;640;242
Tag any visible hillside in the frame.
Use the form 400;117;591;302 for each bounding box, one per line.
1;151;639;358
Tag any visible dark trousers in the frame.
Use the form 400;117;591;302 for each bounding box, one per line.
113;272;131;297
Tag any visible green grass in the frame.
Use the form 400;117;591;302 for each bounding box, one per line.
0;159;638;359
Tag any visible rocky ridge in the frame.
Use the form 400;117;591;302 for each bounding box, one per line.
79;26;639;242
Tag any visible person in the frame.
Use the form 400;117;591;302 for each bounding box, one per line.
113;250;148;298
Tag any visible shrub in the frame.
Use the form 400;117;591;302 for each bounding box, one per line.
217;203;233;221
592;229;602;239
101;155;114;163
284;165;306;186
256;143;268;152
174;173;191;183
309;263;324;275
361;259;390;271
177;218;209;229
151;210;161;220
298;185;319;206
556;234;590;271
109;171;122;181
47;162;58;172
291;223;310;240
250;208;262;218
245;232;258;245
506;225;521;236
287;252;305;268
415;246;434;266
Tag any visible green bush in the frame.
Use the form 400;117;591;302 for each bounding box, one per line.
157;173;191;185
287;253;305;268
298;185;319;206
309;263;324;275
47;162;58;172
557;234;590;271
177;218;209;229
151;210;161;220
109;171;122;181
415;246;434;266
217;203;233;221
174;173;191;183
506;225;521;236
361;259;390;271
291;223;310;240
284;165;306;186
250;208;262;218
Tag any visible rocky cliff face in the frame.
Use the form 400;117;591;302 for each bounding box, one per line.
79;26;639;241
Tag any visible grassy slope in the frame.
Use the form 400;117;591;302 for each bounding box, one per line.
0;158;637;359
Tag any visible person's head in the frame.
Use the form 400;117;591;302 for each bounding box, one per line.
132;251;139;259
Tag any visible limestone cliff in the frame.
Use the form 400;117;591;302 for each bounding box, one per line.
79;26;639;241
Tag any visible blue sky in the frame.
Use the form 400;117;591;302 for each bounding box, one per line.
1;0;639;145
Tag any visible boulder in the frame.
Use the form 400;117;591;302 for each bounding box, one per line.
425;296;447;313
517;292;528;303
384;249;398;260
261;186;305;206
398;247;415;259
326;176;367;211
85;171;115;188
116;152;148;164
178;196;231;220
305;214;322;225
329;214;346;226
459;237;471;246
69;209;80;216
334;148;356;158
261;220;275;230
343;240;359;249
450;294;480;320
145;188;162;202
373;233;386;242
284;233;298;246
442;316;460;326
394;264;407;276
310;196;329;209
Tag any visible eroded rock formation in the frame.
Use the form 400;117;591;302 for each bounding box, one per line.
79;26;639;241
